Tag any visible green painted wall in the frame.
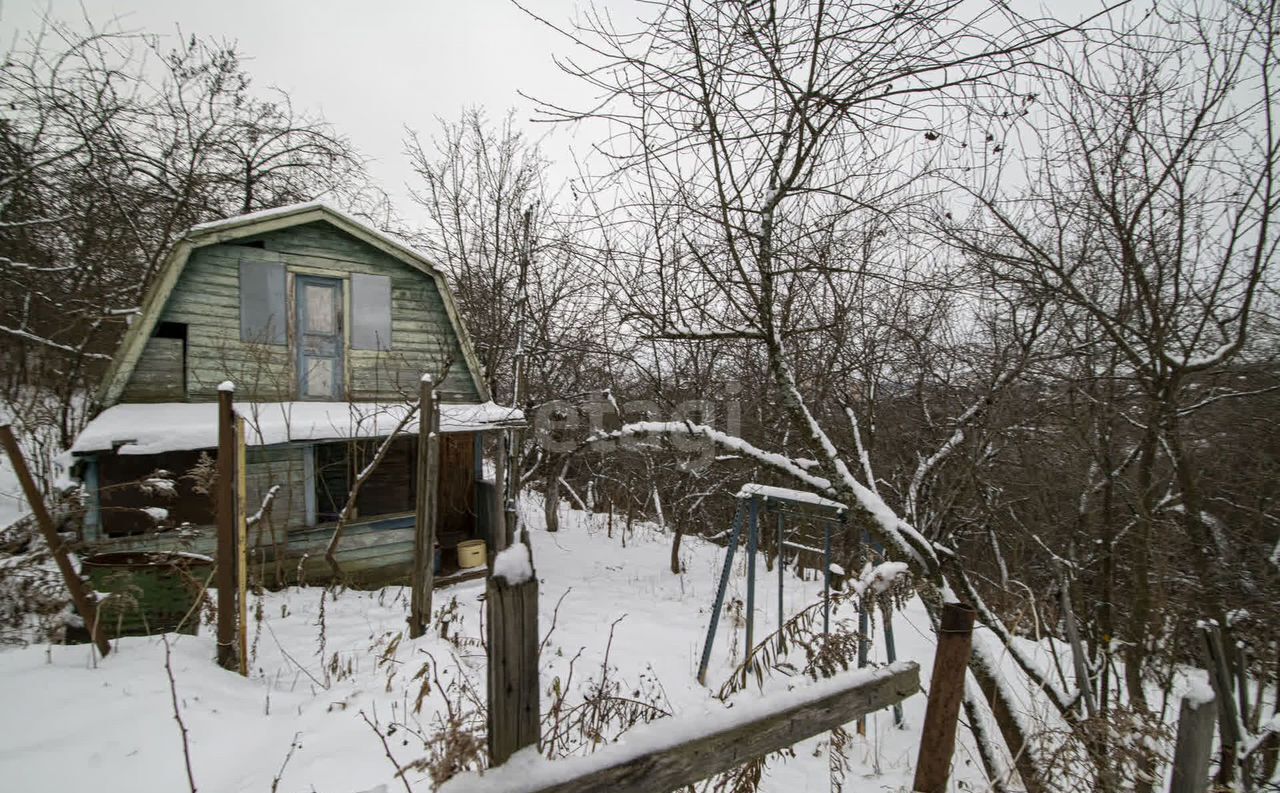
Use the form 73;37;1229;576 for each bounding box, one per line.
123;220;480;403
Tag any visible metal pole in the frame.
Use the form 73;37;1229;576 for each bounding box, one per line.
822;521;831;635
776;510;784;635
858;529;869;667
697;504;745;685
745;496;758;656
503;208;533;547
873;539;903;726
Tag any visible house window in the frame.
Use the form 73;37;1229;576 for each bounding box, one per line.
313;438;417;523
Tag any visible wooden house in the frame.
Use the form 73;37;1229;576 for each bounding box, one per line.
68;203;521;585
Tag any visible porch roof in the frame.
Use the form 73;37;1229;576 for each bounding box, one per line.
71;400;523;456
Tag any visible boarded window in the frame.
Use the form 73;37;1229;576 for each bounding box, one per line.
350;273;392;350
239;260;287;344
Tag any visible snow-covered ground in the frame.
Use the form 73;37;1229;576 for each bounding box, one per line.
0;498;1068;792
0;491;1220;792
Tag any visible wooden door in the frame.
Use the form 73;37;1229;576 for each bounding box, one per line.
295;275;344;400
438;432;476;540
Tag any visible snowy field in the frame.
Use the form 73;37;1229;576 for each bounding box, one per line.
0;496;1009;793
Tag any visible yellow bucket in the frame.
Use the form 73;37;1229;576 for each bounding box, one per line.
456;539;487;569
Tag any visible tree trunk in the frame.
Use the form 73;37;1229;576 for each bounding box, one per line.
670;521;684;574
544;473;560;533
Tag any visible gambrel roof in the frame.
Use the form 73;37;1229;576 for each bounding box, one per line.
97;202;490;407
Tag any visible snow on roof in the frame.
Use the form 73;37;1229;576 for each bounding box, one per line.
71;401;523;456
735;483;846;512
187;200;330;234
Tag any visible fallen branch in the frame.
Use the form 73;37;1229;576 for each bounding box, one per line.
163;636;198;793
361;709;414;793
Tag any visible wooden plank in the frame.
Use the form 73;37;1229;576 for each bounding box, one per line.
487;542;540;766
450;661;919;793
121;337;185;402
1200;624;1243;784
1169;688;1216;793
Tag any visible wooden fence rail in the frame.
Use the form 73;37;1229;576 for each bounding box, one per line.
443;661;919;793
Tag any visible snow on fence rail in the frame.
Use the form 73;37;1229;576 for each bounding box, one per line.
440;661;920;793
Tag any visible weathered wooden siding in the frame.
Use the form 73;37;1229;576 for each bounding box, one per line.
160;244;294;400
86;438;485;588
129;220;479;403
120;337;184;402
86;520;416;588
244;445;306;548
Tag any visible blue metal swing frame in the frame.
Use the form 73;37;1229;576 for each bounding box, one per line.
695;486;906;727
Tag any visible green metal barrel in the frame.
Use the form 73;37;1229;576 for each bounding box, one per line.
82;551;211;638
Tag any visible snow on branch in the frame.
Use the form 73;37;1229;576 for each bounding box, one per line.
586;420;831;492
0;324;111;361
247;484;281;527
644;325;765;341
773;365;934;569
848;561;910;598
586;418;933;570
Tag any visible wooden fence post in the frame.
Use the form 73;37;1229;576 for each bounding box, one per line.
1169;685;1217;793
913;601;976;793
492;429;509;553
0;423;111;658
215;384;238;670
1200;623;1243;785
487;537;540;766
409;376;439;639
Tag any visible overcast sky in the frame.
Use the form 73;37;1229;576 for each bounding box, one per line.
1;0;1119;225
0;0;613;220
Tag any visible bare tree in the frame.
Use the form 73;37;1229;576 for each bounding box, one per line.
529;1;1144;789
0;16;377;452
